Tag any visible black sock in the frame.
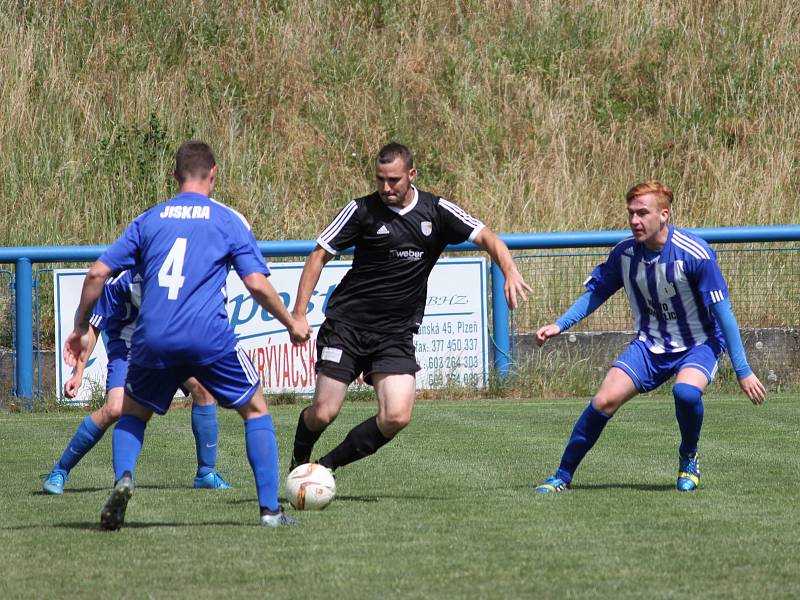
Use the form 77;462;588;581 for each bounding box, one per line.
292;407;325;467
319;416;391;471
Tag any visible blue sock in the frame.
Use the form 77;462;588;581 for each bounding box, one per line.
113;415;147;481
244;415;279;513
191;403;218;478
673;383;704;458
556;401;612;484
54;416;106;474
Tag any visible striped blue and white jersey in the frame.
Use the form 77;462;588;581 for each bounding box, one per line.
585;226;727;354
89;269;142;347
99;191;269;368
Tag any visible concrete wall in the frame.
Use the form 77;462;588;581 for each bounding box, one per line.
516;328;800;390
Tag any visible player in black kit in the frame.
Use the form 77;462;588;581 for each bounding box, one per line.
289;142;531;473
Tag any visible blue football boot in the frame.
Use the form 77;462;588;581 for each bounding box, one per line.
677;454;700;492
193;471;232;489
43;469;68;495
534;475;570;493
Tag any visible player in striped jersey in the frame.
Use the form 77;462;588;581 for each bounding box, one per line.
43;270;231;495
64;141;311;529
534;181;765;493
289;142;531;475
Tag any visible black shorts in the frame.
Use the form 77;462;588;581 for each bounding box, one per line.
315;319;420;386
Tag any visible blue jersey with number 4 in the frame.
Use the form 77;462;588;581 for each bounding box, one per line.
99;192;269;368
585;225;728;354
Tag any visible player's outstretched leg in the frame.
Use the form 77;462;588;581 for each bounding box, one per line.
43;389;124;495
317;373;412;472
535;367;636;494
673;383;704;491
318;416;391;471
43;416;105;495
535;401;611;493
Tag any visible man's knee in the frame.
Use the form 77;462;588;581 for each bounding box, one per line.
101;401;123;423
373;372;416;435
591;393;621;415
376;412;411;437
95;389;125;426
237;388;269;420
592;368;638;415
306;404;339;429
306;374;348;430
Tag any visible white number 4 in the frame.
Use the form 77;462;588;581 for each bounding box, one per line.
158;238;187;300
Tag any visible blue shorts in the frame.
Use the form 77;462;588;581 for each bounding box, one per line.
104;339;190;397
124;345;260;415
613;339;722;393
106;356;129;393
105;339;130;393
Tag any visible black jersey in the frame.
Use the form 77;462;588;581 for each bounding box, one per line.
316;187;484;332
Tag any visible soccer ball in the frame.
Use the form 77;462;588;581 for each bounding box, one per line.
285;463;336;510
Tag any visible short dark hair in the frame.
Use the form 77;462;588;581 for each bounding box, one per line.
377;142;413;169
175;141;216;183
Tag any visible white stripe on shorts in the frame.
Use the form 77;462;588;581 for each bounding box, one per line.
236;344;259;385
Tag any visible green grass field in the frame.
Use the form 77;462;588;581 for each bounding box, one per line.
2;396;799;599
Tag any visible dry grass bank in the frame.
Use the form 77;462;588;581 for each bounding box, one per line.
1;0;797;249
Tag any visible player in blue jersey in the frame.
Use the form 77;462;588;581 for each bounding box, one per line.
534;181;765;493
43;270;231;495
64;141;311;529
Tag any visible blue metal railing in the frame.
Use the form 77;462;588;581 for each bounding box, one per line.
0;269;14;399
15;259;32;400
2;224;799;401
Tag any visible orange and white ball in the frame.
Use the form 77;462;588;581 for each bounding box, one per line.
284;463;336;510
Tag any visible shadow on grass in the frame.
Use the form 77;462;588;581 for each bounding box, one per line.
32;487;108;495
86;520;253;531
574;483;675;492
501;482;675;493
0;520;255;531
222;493;454;506
32;484;203;496
333;495;381;503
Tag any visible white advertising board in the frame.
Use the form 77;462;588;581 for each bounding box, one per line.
54;269;111;405
54;257;488;403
